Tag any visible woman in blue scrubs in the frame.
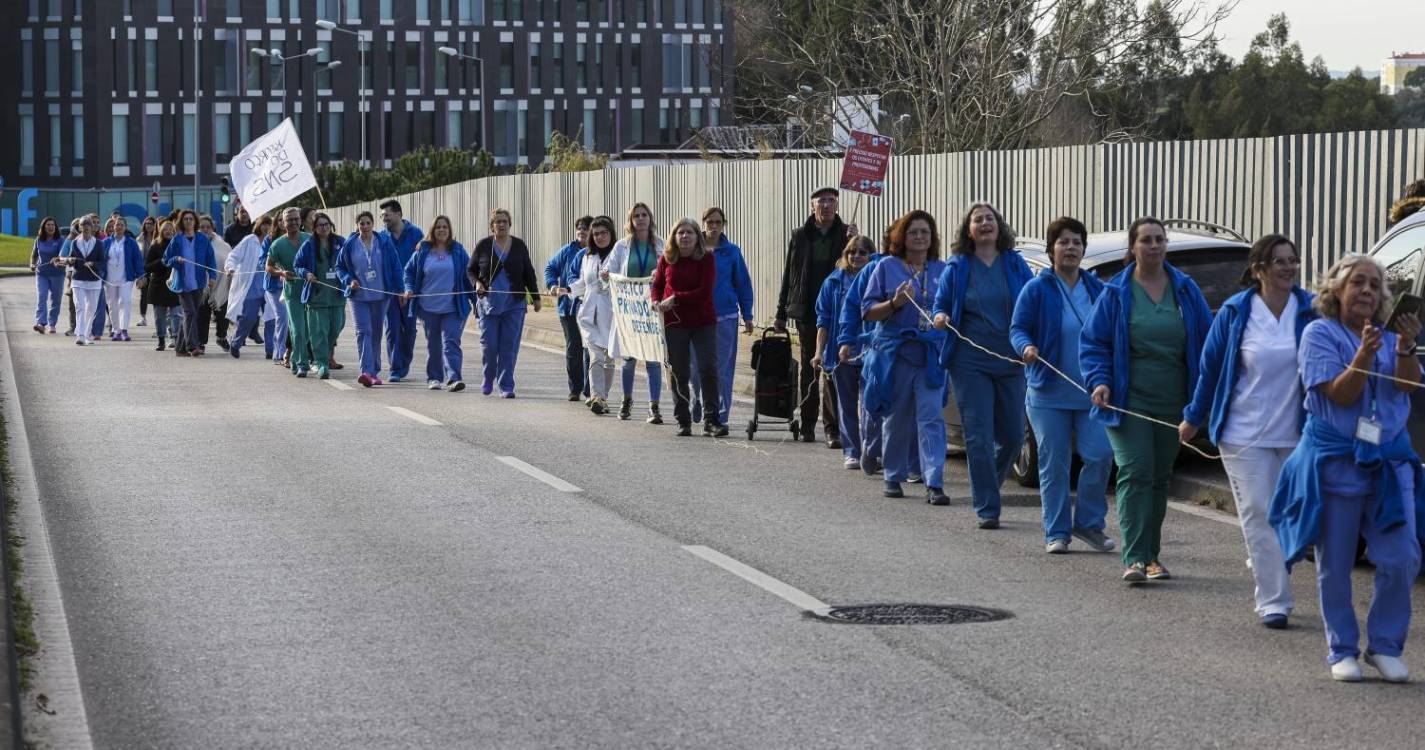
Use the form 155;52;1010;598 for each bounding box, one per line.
470;208;542;398
338;211;403;386
814;235;875;470
402;215;474;392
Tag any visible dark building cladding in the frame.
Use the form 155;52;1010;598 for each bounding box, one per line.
1;0;733;190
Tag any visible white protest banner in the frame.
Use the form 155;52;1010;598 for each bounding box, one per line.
609;274;667;364
228;118;318;218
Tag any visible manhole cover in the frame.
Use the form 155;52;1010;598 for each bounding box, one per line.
815;604;1012;625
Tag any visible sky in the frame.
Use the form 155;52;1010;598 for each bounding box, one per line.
1212;0;1419;73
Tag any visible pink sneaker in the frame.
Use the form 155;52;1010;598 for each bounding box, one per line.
357;373;374;388
372;377;384;386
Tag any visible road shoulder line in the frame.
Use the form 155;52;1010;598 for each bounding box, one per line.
682;545;831;615
495;456;583;493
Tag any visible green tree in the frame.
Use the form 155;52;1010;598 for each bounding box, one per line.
1195;14;1330;137
1317;69;1397;132
277;147;497;212
1404;66;1425;89
538;131;608;173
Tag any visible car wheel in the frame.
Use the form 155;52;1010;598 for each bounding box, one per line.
1012;422;1040;488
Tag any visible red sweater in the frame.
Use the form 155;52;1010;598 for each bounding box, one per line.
650;252;717;328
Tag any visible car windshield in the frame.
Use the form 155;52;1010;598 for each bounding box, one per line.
1092;248;1247;310
1373;224;1425;298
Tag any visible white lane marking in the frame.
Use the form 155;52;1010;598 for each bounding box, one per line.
1168;501;1242;527
0;296;96;748
386;406;442;426
682;545;831;615
495;456;583;493
325;379;354;391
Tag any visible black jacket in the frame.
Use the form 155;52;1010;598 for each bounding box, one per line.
776;214;848;322
144;240;181;307
468;236;540;302
223;221;253;247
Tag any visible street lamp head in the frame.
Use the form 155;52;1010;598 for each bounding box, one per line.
269;48;283;58
314;20;338;31
250;48;269;57
799;85;814;95
306;47;325;58
326;61;343;70
438;46;459;57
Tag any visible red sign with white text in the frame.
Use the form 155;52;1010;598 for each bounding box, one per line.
838;131;893;197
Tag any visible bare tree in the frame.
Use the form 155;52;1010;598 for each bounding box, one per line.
730;0;1234;154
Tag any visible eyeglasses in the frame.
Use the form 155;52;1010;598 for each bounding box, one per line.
314;222;332;229
1269;256;1301;268
905;229;932;237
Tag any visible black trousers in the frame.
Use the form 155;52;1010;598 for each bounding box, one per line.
558;314;589;397
666;325;720;427
794;319;838;440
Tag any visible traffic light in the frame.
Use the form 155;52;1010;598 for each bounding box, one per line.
220;176;231;204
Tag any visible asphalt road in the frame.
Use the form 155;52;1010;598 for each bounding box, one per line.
2;275;1422;749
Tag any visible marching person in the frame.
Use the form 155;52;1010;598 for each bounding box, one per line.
1010;216;1114;554
776;187;854;446
223;215;274;359
30;216;63;334
1180;234;1315;627
469;208;542;398
691;207;755;427
259;219;291;368
144;220;181;352
136;215;158;327
196;215;233;352
380;200;425;382
224;205;253;246
164;210;219;357
610;203;666;423
934;202;1034;529
266;207;310;373
570;216;619;414
651;217;725;437
1081;217;1212;583
294;212;346;380
815;235;875;469
1271;254;1423;683
338;211;403;386
545;216;593;401
101;216;146;342
866;211;950;504
402;215;473;392
62;216;105;346
837;239;895;477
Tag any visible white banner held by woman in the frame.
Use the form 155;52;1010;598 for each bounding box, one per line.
228;118;317;218
609;274;667;363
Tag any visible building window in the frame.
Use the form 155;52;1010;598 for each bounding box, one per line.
126;41;137;91
317;42;334;89
144;40;158;91
246;50;263;91
267;0;280;17
288;0;301;20
183;113;196;169
416;0;429;22
631;44;641;85
327;112;343;160
631;106;644;144
21;40;33;95
576;0;589;22
542;109;553;152
517;109;527;156
316;0;334;20
45;0;60;19
582;108;595;149
529;42;541;89
404;42;420;90
712;0;722;23
380;0;392;21
215;113;231;159
576;42;586;88
697;42;711;88
345;0;361;22
435;51;448;89
113;115;129;167
239;112;252;147
217;37;240;93
634;0;648;23
226;0;241;17
659;103;670;142
552;43;563;88
447;110;462;148
145;114;162;171
500;43;514;88
594;44;603;89
459;0;480;23
158;0;174;16
44;40;59;93
20;115;36;172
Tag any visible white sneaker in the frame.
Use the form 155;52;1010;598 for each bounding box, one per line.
1365;652;1410;683
427;380;442;390
843;457;860;470
1046;539;1069;554
907;473;923;484
1331;656;1363;682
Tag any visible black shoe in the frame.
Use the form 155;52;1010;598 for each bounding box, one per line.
883;481;904;498
711;423;729;438
591;398;608;415
860;458;882;476
155;338;166;352
978;518;1001;530
647;402;663;424
826;437;841;450
702;422;713;436
1262;613;1289;630
568;392;581;401
926;488;950;506
217;338;230;352
676;423;693;437
800;430;816;443
619;396;632;420
250;332;264;345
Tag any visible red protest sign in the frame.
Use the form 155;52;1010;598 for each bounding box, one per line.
838;131;893;197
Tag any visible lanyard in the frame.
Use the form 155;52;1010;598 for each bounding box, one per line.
360;235;376;271
1053;275;1087;327
631;241;654;277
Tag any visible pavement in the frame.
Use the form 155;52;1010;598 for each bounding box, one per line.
1;275;1422;749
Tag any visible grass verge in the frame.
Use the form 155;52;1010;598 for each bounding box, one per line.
0;399;40;691
0;236;32;268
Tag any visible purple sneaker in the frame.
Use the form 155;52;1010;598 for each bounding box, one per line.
357;373;374;388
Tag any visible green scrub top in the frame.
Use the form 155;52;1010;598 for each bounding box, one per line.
1126;278;1188;416
267;232;310;303
308;242;344;308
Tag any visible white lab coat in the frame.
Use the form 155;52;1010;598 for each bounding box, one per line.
605;236;665;358
224;234;265;324
207;234;234;310
570;249;616;351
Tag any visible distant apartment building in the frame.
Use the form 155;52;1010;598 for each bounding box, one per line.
0;0;733;197
1381;51;1425;94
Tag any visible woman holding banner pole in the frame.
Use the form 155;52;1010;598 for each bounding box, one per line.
610;203;666;424
571;216;620;415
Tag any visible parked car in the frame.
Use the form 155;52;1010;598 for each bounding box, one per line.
938;220;1252;487
1366;208;1425;453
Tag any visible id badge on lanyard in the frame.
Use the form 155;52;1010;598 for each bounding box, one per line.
1356;370;1383;445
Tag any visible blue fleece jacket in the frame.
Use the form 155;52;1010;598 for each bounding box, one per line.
403;242;474;319
380;220;426;268
1009;268;1106;393
293;235;347;305
709;235;755;321
933;250;1034;369
836;253;885;348
814;267;860;367
544;240;587;317
103;235;147;282
1182;286;1317;444
161;232;218;292
1078;261;1213;426
336;231;404;300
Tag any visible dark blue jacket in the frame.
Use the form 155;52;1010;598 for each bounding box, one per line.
402;242;474;319
1009;268;1106;392
1182;286;1317;444
62;236;107;283
336;231;403;300
103;235;147;282
380;220;425;268
1079;261;1213;426
162;232;218;292
933;250;1034;368
710;235;755;320
293;235;347;305
543;240;587;317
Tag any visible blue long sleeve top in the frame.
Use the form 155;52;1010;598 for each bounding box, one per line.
336;231;403;302
932;250;1034;369
1078;261;1213;427
814;267;860;368
293;235;348;305
544;240;587;317
161;232;218;292
1009;268;1106;397
709;235;756;321
836;253;885;348
103;235;147;282
380;220;426;269
403;242;473;319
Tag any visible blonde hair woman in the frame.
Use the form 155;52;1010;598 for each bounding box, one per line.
609;202;666;422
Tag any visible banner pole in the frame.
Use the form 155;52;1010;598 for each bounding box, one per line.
314;183;329;210
850;192;863;228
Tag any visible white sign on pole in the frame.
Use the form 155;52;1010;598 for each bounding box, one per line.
228;118;317;219
609;274;666;364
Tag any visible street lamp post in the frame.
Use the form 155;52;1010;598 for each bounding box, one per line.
438;47;487;153
249;47;325;120
315;20;369;167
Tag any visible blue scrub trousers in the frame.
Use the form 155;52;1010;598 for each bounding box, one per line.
228;295;264;355
386;299;420;379
1316;480;1422;664
350;298;389;377
265;291;288;361
621;358;663;403
692;317;740;425
949;365;1026;520
479;307;526;394
419;310;465;383
883;361;947;489
1026;404;1112;542
832;364;863;461
36;274;63;326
